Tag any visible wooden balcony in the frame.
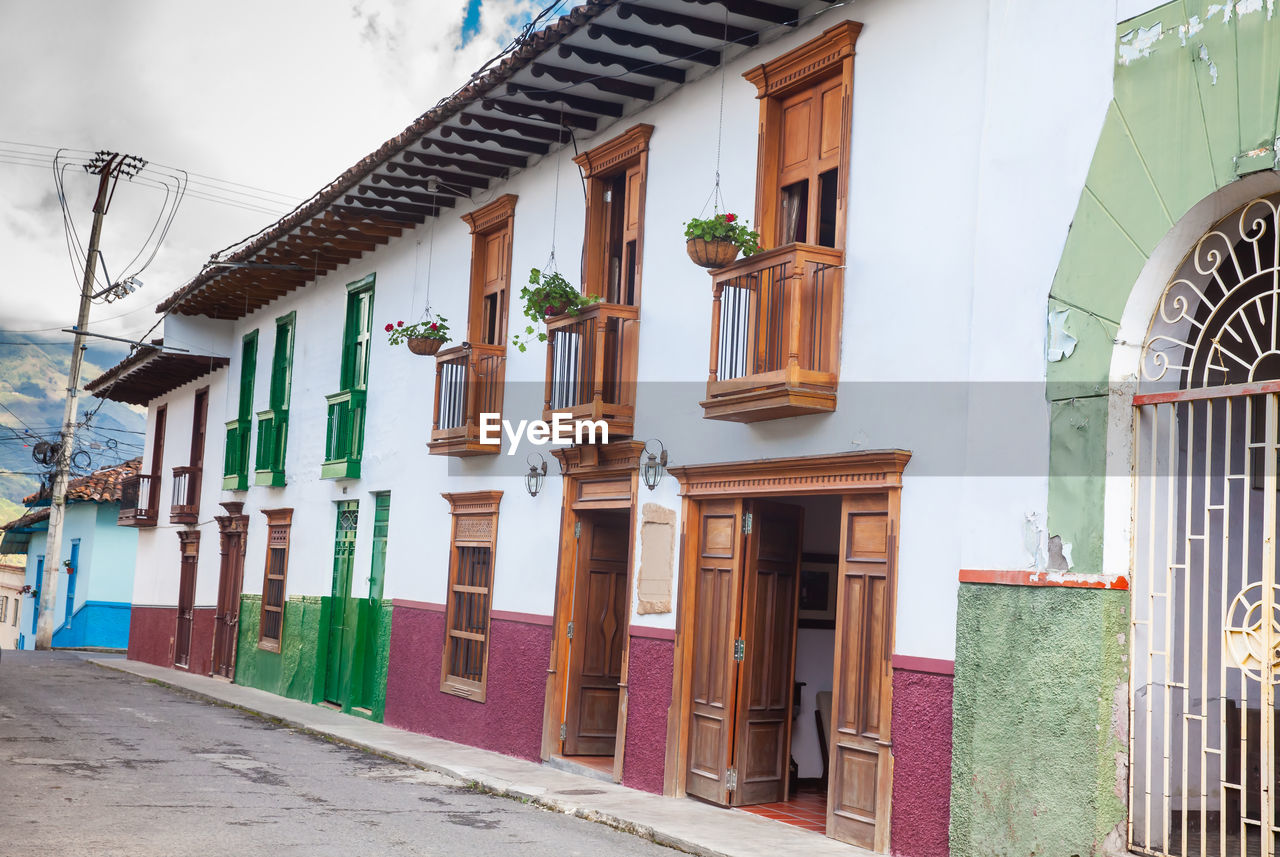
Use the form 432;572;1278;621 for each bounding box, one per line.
254;408;288;487
222;417;250;491
542;302;638;440
322;389;365;479
117;473;159;528
429;343;506;457
170;465;201;524
702;243;844;422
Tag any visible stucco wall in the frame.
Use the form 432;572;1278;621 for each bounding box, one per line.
620;632;674;795
384;603;551;762
128;605;175;666
890;663;954;857
234;594;325;702
950;583;1127;857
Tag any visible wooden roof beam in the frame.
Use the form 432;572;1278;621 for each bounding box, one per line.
316;212;405;238
689;0;800;25
507;82;624;118
374;169;489;192
418;139;528;169
529;62;655;101
439;124;549;155
615;3;758;46
479;97;597;131
397;150;508;178
556;43;686;83
332;203;434;224
586;24;720;65
458;112;572;144
356;184;461;209
280;234;379;254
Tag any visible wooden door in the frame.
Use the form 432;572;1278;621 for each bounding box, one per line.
473;227;510;346
732;500;802;806
190;389;208;471
775;74;844;249
175;534;199;668
685;498;746;804
325;501;359;704
563;511;630;756
212;524;245;679
827;493;896;850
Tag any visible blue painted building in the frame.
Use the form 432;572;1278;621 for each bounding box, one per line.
0;458;140;650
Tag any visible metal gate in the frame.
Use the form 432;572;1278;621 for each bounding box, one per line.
1132;194;1280;856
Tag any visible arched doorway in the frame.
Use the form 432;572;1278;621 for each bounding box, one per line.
1132;193;1280;856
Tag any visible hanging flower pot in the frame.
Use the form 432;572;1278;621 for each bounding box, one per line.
543;303;568;318
686;238;740;269
385;315;450;355
512;267;600;352
406;337;443;356
683;212;761;269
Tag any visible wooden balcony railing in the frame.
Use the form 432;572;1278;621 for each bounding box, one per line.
254;408;288;486
117;473;159;527
429;343;506;457
702;242;844;422
222;418;250;491
542;302;639;439
322;389;366;479
170;465;201;524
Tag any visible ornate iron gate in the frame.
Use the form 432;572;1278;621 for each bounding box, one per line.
1132;195;1280;856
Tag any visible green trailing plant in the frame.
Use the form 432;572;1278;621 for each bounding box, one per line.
683;212;761;256
385;313;450;345
511;267;599;352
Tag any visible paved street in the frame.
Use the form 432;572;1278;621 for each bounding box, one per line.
0;651;675;857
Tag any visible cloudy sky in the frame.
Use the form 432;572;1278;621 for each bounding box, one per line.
0;0;547;341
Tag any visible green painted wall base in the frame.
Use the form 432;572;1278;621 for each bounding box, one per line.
234;594;390;722
950;583;1128;857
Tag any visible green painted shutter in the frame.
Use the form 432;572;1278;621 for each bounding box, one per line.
369;492;390;602
270;313;294;410
239;330;257;419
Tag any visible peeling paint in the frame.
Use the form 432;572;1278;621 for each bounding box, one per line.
1118;22;1164;64
1047;308;1077;362
1022;511;1046;568
1236;0;1264;16
1047;535;1075;571
1197;44;1219;84
1180;15;1205;44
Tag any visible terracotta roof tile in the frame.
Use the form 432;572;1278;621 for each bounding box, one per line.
16;457;142;508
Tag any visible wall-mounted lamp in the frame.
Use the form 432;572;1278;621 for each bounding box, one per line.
640;439;668;491
525;452;548;498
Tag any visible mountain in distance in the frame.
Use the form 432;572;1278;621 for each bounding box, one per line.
0;330;146;516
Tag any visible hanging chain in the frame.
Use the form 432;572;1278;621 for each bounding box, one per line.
545;104;565;274
700;9;730;218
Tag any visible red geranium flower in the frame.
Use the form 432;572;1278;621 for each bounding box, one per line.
429;323;438;330
724;213;737;223
384;323;394;332
397;320;405;328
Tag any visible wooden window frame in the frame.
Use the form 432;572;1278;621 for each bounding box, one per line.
440;490;503;702
743;21;861;253
258;507;293;652
460;194;517;346
340;274;376;392
574;124;653;304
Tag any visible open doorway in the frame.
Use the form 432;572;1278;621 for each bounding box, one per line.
669;451;906;852
556;509;631;775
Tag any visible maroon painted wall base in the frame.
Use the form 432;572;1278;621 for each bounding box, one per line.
127;605;217;676
622;632;674;794
890;659;954;857
384;602;551;761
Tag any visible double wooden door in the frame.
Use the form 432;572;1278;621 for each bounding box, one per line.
686;498;802;807
175;532;200;668
325;501;359;704
562;511;630;756
212;519;246;679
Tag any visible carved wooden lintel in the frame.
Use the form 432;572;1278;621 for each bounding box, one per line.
669;449;910;497
461;194;518;234
743;20;862;98
573;124;654;178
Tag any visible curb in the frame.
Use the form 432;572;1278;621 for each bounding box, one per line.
89;658;725;857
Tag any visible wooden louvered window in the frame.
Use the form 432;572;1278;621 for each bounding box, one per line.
440;491;502;701
258;508;293;652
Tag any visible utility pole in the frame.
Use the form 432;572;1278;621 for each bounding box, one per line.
35;151;143;649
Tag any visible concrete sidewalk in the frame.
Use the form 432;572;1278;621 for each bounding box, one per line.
90;657;870;857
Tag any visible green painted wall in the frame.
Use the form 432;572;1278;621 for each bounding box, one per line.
951;584;1128;857
233;594;390;721
234;594;325;703
1047;1;1280;573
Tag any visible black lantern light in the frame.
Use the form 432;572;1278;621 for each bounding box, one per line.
640;439;668;491
525;452;548;498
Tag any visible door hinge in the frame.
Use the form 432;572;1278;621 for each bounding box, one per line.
742;512;752;534
733;638;745;662
726;767;738;791
567;621;575;640
574;521;581;539
560;723;567;741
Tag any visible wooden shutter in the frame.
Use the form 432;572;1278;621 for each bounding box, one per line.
238;331;257;420
684;498;744;805
441;491;503;701
461;195;517;347
341;277;375;391
827;493;896;849
270;313;294;410
258;508;293;652
731;500;802;806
